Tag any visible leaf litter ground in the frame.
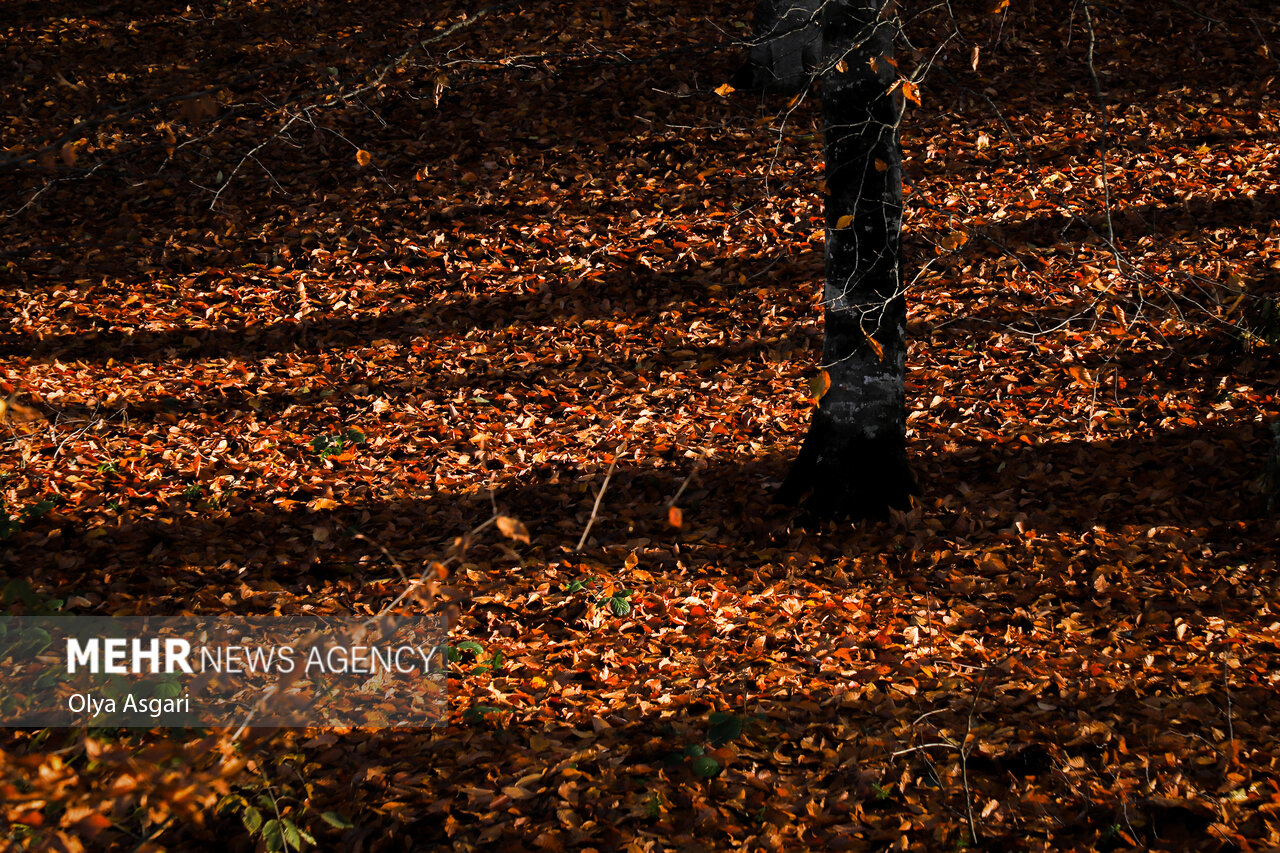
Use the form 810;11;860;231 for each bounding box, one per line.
1;0;1280;849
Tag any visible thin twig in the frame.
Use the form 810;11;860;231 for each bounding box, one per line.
935;65;1034;163
227;513;495;740
960;668;989;845
352;532;409;584
667;448;709;508
365;514;498;624
1079;1;1119;268
891;741;958;757
1221;607;1236;770
0;0;530;174
129;816;175;853
1248;16;1280;69
576;441;626;552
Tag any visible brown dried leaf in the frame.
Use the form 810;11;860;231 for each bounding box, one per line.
496;515;530;543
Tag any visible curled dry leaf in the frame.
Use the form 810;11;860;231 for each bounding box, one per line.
808;370;832;402
496;515;530;543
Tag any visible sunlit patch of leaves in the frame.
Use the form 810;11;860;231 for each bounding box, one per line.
1;0;1279;849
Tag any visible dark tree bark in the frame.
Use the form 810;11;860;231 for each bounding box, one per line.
731;0;824;95
775;0;917;518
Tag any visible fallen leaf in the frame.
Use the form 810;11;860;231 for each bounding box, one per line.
496;515;531;543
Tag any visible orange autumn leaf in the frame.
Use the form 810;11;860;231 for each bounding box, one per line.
808;370;832;401
901;79;921;106
496;515;530;543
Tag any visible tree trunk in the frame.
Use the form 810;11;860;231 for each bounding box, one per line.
778;0;916;518
731;0;824;95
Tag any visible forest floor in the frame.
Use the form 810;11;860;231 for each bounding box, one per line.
2;0;1280;849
